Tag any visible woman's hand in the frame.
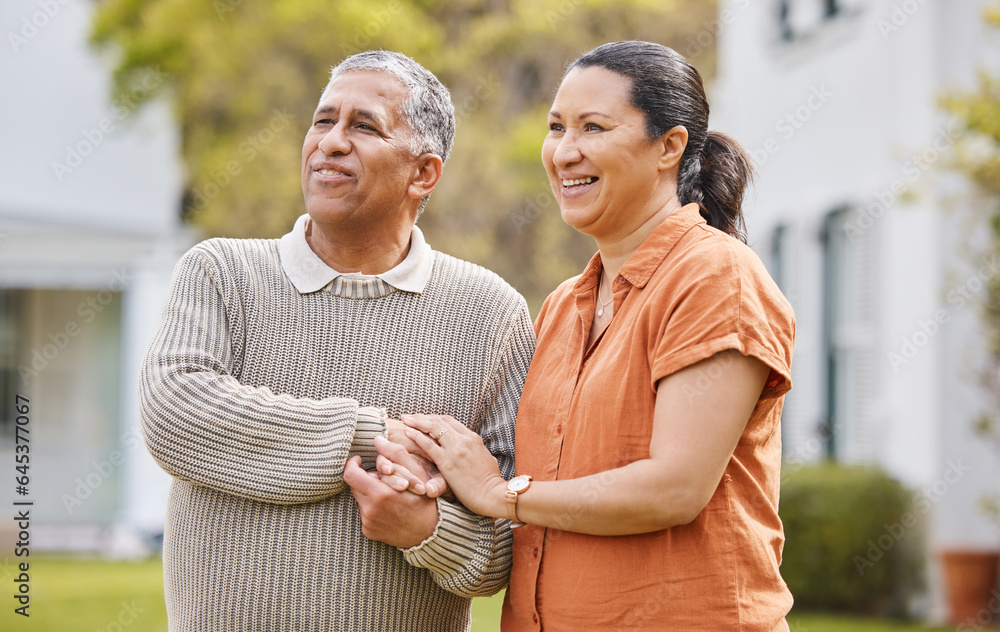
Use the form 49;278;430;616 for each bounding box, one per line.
401;414;509;518
372;435;452;499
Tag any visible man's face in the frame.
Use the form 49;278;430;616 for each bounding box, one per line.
301;71;422;232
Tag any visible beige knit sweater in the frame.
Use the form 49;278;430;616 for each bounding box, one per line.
139;237;535;632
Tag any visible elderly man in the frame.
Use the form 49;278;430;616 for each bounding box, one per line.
139;51;534;632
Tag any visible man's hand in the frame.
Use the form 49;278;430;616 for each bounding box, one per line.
343;456;439;549
386;418;430;459
374;435;451;499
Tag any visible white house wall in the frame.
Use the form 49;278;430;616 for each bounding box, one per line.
712;0;1000;619
1;0;186;552
0;0;180;234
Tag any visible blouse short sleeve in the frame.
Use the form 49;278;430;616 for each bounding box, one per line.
648;225;795;398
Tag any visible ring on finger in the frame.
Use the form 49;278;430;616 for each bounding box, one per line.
432;427;449;440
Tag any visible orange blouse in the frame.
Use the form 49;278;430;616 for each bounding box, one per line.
502;204;796;632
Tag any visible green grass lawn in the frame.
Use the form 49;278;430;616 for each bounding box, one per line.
0;556;960;631
0;556;168;631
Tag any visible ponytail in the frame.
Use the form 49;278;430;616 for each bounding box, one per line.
680;131;755;244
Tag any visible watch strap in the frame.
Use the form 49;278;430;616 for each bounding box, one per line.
505;489;520;522
505;475;532;523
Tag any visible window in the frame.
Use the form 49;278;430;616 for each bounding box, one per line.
770;223;790;448
778;0;845;42
778;0;794;41
771;223;788;290
4;288;124;524
822;207;878;463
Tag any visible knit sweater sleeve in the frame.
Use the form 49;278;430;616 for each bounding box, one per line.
402;297;535;597
138;243;386;505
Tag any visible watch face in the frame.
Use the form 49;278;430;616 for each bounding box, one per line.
509;476;531;492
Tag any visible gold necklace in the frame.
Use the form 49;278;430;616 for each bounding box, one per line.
596;270;613;317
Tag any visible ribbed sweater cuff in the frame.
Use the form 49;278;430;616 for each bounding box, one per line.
402;497;492;574
349;406;388;471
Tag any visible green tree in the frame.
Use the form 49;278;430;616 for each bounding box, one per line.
941;3;1000;516
91;0;717;311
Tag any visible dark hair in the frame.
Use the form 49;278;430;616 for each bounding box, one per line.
569;41;754;242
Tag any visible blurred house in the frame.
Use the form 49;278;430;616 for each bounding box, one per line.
711;0;1000;620
0;0;187;555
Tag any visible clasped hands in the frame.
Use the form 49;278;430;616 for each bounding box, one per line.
342;414;509;549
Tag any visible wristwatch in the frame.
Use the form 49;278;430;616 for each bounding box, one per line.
504;475;533;522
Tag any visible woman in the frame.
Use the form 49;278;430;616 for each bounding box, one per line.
402;41;795;631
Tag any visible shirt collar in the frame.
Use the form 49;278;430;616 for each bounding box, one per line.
618;203;706;289
572;203;706;296
278;214;433;294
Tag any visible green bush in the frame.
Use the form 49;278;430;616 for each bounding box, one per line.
779;463;924;616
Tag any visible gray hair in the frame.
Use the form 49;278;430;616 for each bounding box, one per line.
324;52;455;212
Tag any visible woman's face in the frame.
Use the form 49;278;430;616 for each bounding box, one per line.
542;66;671;239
